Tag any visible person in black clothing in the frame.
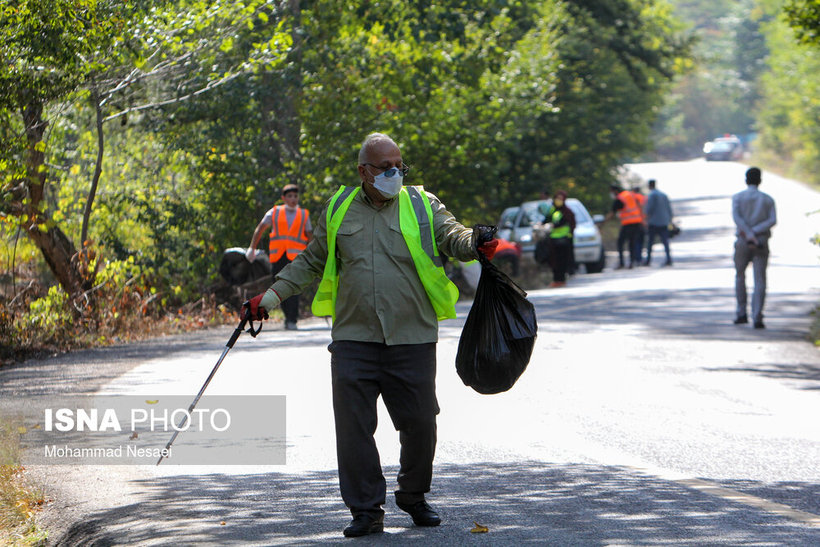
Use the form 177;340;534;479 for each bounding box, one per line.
542;190;576;287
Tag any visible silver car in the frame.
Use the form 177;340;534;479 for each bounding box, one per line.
497;198;606;273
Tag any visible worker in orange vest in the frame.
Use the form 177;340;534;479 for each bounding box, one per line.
631;186;648;265
606;184;644;269
246;184;312;329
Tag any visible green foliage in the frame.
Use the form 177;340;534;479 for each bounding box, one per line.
2;0;689;354
26;285;72;338
755;3;820;182
651;0;768;158
784;0;820;45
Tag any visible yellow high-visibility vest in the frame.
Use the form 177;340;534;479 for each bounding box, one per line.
311;185;459;320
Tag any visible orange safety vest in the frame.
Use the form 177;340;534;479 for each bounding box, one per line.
269;206;310;262
617;191;643;225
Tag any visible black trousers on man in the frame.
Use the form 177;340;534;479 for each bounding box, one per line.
617;223;644;267
329;341;439;519
549;237;572;282
271;255;299;324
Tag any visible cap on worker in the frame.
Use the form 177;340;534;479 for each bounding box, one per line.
282;184;299;196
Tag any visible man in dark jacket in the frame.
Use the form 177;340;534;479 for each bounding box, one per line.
644;179;673;266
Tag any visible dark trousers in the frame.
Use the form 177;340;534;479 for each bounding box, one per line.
617;223;644;266
734;239;769;322
549;237;572;282
329;341;439;518
271;256;299;323
646;224;672;264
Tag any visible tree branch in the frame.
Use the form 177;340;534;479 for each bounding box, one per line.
103;70;245;122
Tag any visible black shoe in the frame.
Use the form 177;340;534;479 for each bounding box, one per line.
343;514;384;537
754;321;765;329
284;321;298;331
662;260;672;267
396;500;441;527
733;315;748;325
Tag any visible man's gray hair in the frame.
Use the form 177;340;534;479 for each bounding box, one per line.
358;133;397;164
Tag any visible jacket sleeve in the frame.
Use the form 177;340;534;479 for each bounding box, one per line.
751;196;777;235
732;194;754;239
426;191;478;262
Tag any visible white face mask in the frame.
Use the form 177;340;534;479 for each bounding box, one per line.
372;169;404;199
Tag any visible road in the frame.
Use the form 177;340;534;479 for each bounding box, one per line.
5;159;820;545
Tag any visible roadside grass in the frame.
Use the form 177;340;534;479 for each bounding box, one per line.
810;306;820;347
1;257;239;367
0;417;48;546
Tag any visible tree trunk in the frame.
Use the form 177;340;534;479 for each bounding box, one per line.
257;0;303;214
22;100;83;297
81;86;104;247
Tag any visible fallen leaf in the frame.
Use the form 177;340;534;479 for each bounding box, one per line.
470;521;489;533
146;400;159;404
129;432;139;440
220;521;226;526
33;424;41;429
17;426;27;434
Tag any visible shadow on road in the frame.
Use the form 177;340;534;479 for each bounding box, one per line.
703;362;820;391
0;323;333;398
53;461;819;545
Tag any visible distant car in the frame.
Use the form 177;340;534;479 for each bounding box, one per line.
497;198;606;273
703;135;743;161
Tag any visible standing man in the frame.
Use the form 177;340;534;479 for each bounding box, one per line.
244;133;498;537
606;184;644;269
644;179;673;267
246;184;312;330
542;189;576;287
732;167;776;329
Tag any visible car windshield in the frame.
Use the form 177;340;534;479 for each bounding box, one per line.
710;141;734;152
520;200;592;225
499;207;520;228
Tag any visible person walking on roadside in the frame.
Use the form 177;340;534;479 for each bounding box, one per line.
542;190;576;287
246;184;312;330
631;186;648;265
644;179;674;267
732;167;776;329
606;184;644;269
243;133;498;538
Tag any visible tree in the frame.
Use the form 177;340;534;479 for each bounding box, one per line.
0;0;291;300
785;0;820;45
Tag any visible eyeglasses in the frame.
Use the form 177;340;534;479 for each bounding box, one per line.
363;163;410;178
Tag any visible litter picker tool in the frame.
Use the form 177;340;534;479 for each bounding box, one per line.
156;306;263;465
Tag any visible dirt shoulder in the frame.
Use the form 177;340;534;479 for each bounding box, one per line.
0;326;237;545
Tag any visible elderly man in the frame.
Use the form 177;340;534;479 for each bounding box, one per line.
244;133;498;537
732;167;776;329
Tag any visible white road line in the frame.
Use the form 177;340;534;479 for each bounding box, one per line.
675;477;820;527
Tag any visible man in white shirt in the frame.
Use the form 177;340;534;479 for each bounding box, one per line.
732;167;776;329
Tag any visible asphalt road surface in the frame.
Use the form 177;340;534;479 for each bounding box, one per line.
4;159;820;545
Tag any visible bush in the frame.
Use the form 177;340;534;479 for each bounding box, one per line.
1;256;235;365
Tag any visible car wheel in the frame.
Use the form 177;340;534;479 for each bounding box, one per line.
585;248;606;274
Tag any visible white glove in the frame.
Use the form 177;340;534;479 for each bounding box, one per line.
260;288;281;310
245;248;257;262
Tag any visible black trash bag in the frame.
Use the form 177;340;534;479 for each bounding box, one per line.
455;225;538;394
219;247;271;286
